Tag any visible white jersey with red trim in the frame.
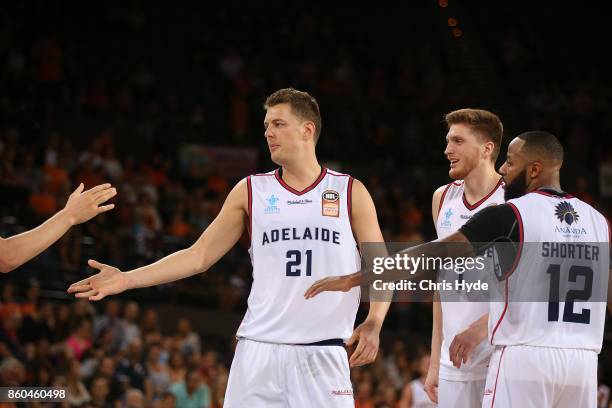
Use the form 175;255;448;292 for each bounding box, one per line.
435;178;505;381
236;167;361;344
490;191;610;352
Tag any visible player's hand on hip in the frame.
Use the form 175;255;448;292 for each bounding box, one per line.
423;364;439;404
449;323;485;368
67;260;130;301
303;275;354;299
64;183;117;225
346;319;381;367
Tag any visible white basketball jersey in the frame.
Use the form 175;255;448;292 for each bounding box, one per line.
236;167;361;344
409;378;436;408
435;178;505;381
490;190;610;352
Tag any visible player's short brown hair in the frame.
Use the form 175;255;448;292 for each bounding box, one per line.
265;88;322;143
445;109;503;162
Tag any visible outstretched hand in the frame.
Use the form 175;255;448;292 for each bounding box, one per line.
67;260;131;301
64;183;117;225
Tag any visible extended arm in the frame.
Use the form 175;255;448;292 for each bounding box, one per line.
0;183;116;273
68;180;248;300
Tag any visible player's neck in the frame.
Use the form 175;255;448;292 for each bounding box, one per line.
462;164;501;203
528;176;562;193
280;158;323;191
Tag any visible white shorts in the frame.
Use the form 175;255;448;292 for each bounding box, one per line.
482;345;597;408
439;377;486;408
224;338;354;408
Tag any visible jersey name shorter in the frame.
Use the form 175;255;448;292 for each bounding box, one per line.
541;242;600;260
261;227;341;246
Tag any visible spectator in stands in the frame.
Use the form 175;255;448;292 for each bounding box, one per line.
65;318;93;361
116;338;147;391
93;300;124;353
145;342;171;401
66;358;91;407
169;369;211;408
120;301;141;351
175;318;201;356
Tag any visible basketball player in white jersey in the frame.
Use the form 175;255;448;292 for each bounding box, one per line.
460;131;610;407
67;88;390;407
305;108;505;407
427;109;504;407
0;182;116;273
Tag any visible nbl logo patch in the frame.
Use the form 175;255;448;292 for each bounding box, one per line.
322;190;340;217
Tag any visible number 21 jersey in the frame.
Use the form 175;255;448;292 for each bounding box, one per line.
237;167;361;344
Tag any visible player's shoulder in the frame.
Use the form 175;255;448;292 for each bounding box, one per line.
249;169;276;178
433;180;462;203
325;168;353;179
245;169;277;188
435;180;462;194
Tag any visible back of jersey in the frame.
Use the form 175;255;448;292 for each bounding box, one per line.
490;190;610;352
237;168;361;344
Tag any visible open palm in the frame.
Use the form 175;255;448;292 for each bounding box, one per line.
67;260;131;301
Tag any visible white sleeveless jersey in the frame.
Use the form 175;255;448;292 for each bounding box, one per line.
435;178;505;381
236;167;361;344
490;190;610;352
409;378;436;408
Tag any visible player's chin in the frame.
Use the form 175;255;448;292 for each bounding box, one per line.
269;151;283;165
448;166;467;180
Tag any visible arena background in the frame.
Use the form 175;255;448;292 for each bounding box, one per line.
1;2;611;407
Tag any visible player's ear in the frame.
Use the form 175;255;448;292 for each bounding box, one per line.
483;141;494;160
302;121;316;142
528;161;542;179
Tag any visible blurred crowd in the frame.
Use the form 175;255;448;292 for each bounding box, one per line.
1;2;612;406
1;280;437;408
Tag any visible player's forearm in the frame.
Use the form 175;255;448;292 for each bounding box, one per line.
468;313;489;342
123;246;207;289
430;301;442;364
347;271;362;287
366;300;391;327
0;209;73;272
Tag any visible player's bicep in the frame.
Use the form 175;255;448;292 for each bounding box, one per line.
350;179;384;245
192;179;248;269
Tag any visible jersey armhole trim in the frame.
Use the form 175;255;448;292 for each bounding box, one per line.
348;176;359;248
437;182;454;223
504;202;524;278
491;203;523;345
247;176;252;241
